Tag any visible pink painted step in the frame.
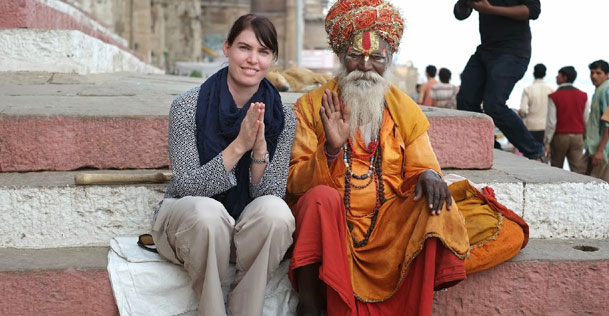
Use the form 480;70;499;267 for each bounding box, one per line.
2;240;606;315
1;261;605;316
434;260;609;315
0;270;119;316
0;116;170;172
0;109;493;172
426;111;494;170
0;0;142;60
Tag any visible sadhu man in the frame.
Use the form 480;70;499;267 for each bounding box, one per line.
286;0;528;315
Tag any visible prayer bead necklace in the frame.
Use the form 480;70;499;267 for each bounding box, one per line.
343;135;379;182
343;143;374;189
343;144;386;248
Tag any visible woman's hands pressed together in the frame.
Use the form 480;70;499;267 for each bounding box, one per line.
223;102;268;174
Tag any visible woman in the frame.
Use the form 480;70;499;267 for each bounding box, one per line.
151;14;296;316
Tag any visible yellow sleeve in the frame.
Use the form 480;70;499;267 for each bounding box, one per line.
396;132;442;196
287;92;344;199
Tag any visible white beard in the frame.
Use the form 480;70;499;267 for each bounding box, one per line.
337;66;392;140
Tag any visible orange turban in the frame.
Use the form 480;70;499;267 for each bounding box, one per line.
325;0;404;54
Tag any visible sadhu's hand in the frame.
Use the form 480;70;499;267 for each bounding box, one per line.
320;89;351;155
414;170;453;216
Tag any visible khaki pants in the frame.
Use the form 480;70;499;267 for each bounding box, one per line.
152;195;295;316
584;153;609;182
550;133;586;174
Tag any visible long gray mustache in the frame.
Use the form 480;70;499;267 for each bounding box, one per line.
344;70;384;83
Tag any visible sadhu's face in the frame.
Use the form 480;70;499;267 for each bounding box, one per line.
344;31;389;77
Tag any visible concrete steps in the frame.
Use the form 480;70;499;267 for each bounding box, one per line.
0;0;162;74
1;71;608;315
1;150;607;250
2;240;607;316
434;239;609;315
1;0;129;50
0;72;493;172
0;151;609;248
0;247;118;316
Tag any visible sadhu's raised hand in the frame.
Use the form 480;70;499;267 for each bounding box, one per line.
320;89;351;155
414;170;453;216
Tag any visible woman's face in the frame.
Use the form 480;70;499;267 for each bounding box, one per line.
224;28;275;90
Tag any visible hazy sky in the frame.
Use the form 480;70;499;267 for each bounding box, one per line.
393;0;609;108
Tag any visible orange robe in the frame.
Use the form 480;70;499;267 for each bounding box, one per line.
449;180;529;274
287;79;470;304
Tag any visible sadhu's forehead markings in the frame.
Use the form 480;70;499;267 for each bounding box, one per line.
352;31;380;62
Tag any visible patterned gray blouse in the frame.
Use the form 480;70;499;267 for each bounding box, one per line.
157;86;296;217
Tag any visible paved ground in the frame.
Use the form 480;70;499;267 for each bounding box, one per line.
0;71;303;116
2;239;607;272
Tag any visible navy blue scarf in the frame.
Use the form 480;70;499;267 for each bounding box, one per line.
195;67;284;218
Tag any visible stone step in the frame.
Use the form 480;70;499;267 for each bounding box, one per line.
1;150;607;249
0;247;118;316
0;29;163;74
1;239;607;315
0;72;492;172
2;0;130;57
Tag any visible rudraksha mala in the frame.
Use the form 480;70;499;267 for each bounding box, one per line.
343;139;386;248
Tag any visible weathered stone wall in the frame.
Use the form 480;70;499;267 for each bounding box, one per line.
200;0;250;60
63;0;329;70
161;0;203;73
149;0;166;69
304;0;328;50
66;0;202;72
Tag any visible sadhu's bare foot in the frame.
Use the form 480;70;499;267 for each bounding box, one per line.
295;263;324;316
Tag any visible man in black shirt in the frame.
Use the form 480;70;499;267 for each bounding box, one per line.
454;0;545;160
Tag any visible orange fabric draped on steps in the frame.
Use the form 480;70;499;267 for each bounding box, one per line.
449;179;529;274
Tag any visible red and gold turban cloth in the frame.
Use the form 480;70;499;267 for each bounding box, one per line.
325;0;404;55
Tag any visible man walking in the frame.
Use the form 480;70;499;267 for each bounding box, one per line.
545;66;588;173
454;0;545;160
520;63;553;144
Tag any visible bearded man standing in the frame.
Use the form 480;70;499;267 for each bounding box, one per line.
286;1;471;315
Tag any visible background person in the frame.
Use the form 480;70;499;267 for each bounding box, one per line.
519;63;554;144
417;64;438;106
453;0;546;160
584;59;609;181
150;14;296;316
545;66;588;173
430;67;459;109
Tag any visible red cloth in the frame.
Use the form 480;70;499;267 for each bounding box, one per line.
549;88;588;134
289;185;466;316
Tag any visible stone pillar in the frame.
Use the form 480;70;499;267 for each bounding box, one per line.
131;0;152;62
200;0;250;61
162;0;202;74
149;0;166;69
284;0;297;68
